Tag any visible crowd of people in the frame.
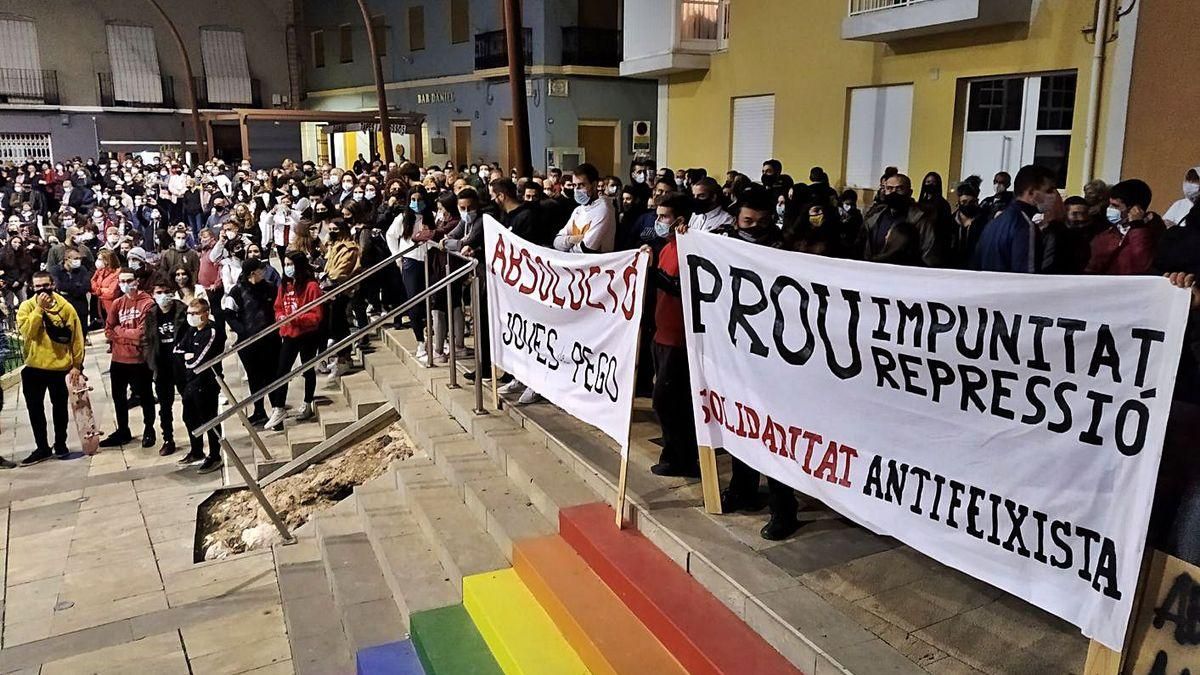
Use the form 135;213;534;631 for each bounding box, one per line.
2;151;1198;545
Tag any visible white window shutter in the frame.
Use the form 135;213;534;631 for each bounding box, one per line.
731;95;775;179
201;28;252;104
0;19;43;98
106;24;163;104
846;84;913;189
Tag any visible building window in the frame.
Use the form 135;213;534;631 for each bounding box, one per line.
966;78;1023;132
105;23;164;104
311;30;325;68
845;84;913;189
339;24;353;63
370;15;387;57
409;6;426;51
200;27;252;105
0;18;47;100
0;132;51;163
730;94;774;179
450;0;470;44
1037;73;1077;131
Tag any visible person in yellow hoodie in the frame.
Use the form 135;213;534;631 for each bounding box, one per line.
321;222;360;380
16;271;85;465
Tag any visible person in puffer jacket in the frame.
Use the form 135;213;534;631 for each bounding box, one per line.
225;258;279;425
263;251;323;431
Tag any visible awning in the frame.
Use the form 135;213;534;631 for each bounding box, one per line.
323;121;410;134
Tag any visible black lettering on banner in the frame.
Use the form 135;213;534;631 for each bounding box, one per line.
872;296;892;341
927;302;956;353
871;346;899;390
687;255;721;334
1026;315;1054;372
989;311;1022;365
957;305;988;359
1153;573;1200;646
569;341;620;403
1088;324;1123;383
1079;390;1114;446
1132;327;1167;388
770;276;815;365
896;300;924;348
1116;398;1149;457
1021;375;1050;425
928;358;954;403
728;267;770;358
812;283;863;379
1057;317;1087;374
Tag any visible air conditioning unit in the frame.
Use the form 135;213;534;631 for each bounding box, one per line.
546;146;585;172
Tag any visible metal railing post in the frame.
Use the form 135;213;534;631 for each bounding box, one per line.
219;436;295;545
446;260;459;389
215;373;274;462
471;267;486;415
424;246;434;367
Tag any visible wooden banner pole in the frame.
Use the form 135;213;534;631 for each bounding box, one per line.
615;250;650;529
699;445;722;515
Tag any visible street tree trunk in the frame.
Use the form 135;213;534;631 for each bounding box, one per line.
503;0;532;178
356;0;393;165
146;0;207;162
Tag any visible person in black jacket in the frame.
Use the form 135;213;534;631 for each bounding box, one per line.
225;259;279;425
490;178;545;245
146;278;187;456
50;249;92;335
174;297;227;473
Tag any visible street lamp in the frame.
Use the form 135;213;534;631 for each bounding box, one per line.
145;0;207;162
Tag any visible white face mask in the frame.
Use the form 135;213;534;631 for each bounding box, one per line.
69;259;82;269
95;259;106;269
129;260;142;271
1184;181;1200;202
187;314;203;328
119;281;136;294
364;189;376;200
154;293;171;309
175;239;188;250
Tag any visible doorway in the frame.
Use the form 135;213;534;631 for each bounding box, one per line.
577;121;618;178
960;72;1077;189
453;121;471;169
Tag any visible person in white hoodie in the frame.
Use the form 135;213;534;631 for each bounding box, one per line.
553;163;615;254
1163;166;1200;228
259;193;301;263
385;200;429;358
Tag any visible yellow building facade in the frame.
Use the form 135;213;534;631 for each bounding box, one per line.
626;0;1142;197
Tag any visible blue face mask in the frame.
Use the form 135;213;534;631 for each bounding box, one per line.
574;189;590;206
654;218;673;239
283;264;295;278
409;200;424;212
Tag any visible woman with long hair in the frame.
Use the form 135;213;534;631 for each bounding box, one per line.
172;266;207;304
264;251;324;430
385;205;428;351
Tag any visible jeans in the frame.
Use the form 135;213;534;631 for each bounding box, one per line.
239;335;279;419
154;356;182;442
22;366;69;452
110;361;155;434
401;258;427;343
269;332;321;408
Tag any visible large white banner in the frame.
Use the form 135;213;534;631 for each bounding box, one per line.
678;231;1191;650
485;218;648;452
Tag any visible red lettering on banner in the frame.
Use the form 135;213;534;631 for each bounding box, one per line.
620;258;641;320
802;431;823;475
490;236;508;277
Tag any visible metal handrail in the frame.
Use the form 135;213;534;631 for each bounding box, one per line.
193;260;477;436
195;242;420;373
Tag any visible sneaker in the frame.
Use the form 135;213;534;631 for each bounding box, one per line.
760;516;801;541
296;402;316;422
415;342;427;359
159;440;176;457
454;347;472;359
177;450;205;466
316;360;332;375
54;446;71;460
218;394;229;406
433;353;448;365
327;359;349;381
498;380;526;396
264;407;288;431
196;455;224;474
98;430;132;448
0;457;17;469
463;370;476;382
141;428;156;449
246;411;268;427
516;388;541;405
20;449;52;466
720;489;765;514
498;373;514;385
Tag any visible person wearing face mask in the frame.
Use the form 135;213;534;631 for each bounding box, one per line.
90;249;121;326
948;182;987;269
60;178;96;213
124;247;154;285
859;173;941;267
615;183;651;252
50;250;92;336
260;195;301;263
225;259;278;425
15;272;85;465
918;171;955;253
173;298;226;473
1163;167;1200;228
321;222;361;379
101;270;157;449
0;234;35;315
264;251;324;431
1085;179;1165;276
687;177;733;233
45;226;96;276
242;243;280;287
553;164;616;254
145;280;187;456
838;189;864;242
972;165;1061;273
636;193;701;479
979;171;1014;221
160;229;201;282
205;196;233;231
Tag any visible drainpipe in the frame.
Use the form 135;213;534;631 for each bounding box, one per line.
1082;0;1113;186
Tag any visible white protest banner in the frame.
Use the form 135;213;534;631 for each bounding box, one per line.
678;231;1190;650
484;217;648;453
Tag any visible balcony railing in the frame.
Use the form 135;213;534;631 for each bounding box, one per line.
0;68;59;105
474;28;532;71
849;0;933;15
561;27;622;68
98;72;176;108
193;76;263;109
680;0;730;50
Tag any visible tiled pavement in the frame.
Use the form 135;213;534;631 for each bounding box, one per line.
0;340;295;674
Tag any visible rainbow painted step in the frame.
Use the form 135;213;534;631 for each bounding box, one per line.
560;503;802;675
409;605;503;675
514;535;688;675
463;568;590;674
356;639;424;675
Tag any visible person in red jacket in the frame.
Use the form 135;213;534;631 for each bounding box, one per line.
101;269;157;448
90;249;121;325
1086;179;1165;276
264;251;324;431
